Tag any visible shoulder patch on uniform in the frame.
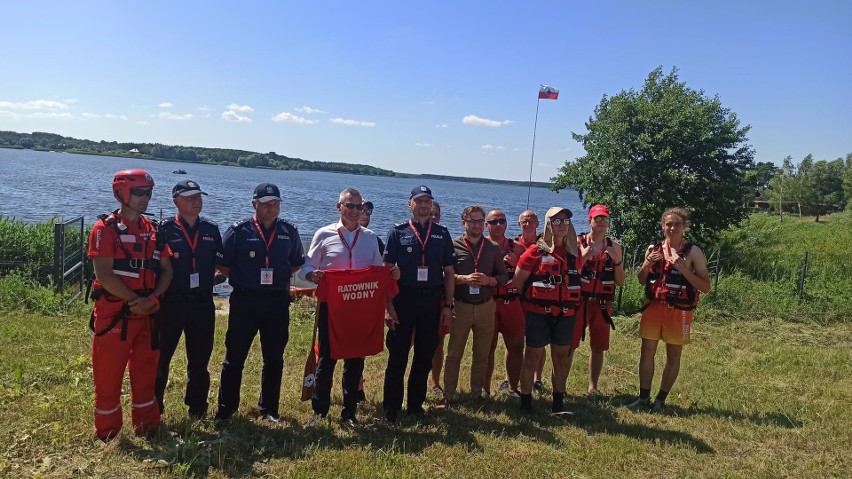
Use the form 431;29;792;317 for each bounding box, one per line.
201;217;218;227
232;218;251;228
394;221;409;229
160;217;175;226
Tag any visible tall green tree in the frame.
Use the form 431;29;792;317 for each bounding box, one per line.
843;153;852;211
552;67;755;248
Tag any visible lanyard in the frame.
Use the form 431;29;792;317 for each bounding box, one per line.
175;215;200;271
337;227;361;270
408;219;433;266
252;216;277;268
463;236;485;273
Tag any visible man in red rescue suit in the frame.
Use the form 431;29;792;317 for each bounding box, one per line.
513;207;582;414
88;169;173;441
630;207;711;413
571;204;625;396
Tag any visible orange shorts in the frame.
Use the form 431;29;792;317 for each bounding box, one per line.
572;299;612;351
639;302;693;345
494;298;526;339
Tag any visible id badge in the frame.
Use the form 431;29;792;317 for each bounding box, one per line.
417;266;429;282
469;285;480;295
260;268;274;285
189;272;200;289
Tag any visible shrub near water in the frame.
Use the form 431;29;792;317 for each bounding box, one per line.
0;215;56;284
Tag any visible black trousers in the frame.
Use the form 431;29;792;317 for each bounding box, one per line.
216;289;290;417
154;294;215;416
312;302;365;418
383;292;441;414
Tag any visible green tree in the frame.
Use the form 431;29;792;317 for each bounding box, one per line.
802;158;844;221
843;153;852;211
552;67;755;248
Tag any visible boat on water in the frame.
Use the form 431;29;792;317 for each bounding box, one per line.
173;169;187;174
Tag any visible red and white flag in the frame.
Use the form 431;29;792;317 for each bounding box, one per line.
539;85;559;100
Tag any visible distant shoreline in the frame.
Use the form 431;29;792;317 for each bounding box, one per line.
0;132;554;190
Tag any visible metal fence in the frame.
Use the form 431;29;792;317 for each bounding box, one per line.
52;216;86;302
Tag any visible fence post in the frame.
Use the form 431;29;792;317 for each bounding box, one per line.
797;251;809;304
53;222;64;293
713;248;720;292
78;217;85;295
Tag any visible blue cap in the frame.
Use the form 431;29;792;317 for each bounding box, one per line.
253;183;281;203
410;185;433;200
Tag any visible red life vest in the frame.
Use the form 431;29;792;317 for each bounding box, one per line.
644;241;699;311
579;234;615;300
89;212;161;297
522;248;582;317
493;238;520;302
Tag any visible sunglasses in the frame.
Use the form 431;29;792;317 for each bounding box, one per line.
551;218;571;226
340;202;364;211
130;188;153;197
361;208;373;216
486;218;507;226
592;216;610;223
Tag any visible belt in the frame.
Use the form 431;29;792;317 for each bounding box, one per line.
232;287;289;299
163;290;213;302
399;285;444;297
458;297;491;305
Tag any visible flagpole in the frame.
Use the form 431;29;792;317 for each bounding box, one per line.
526;96;541;210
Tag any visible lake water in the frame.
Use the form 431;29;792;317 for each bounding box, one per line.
0;148;586;238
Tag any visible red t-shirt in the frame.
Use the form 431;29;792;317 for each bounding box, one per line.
315;265;399;360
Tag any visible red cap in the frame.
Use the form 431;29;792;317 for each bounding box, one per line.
589;204;610;218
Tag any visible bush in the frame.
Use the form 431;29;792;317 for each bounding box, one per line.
0;215;56;286
0;272;68;315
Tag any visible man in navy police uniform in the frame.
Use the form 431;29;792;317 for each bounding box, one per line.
214;183;305;422
155;180;223;419
382;185;455;422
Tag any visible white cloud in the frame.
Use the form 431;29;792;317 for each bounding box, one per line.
226;103;254;113
198;105;211;111
28;112;73;119
513;147;521;151
159;112;193;120
271;112;319;125
104;113;127;120
137;120;149;125
295;106;326;114
330;117;375;127
496;146;506;150
462;115;513;127
481;144;494;150
82;112;100;119
0;99;70;111
415;142;433;148
159;102;173;108
221;110;252;123
537;162;551;167
0;111;22;119
560;147;572;153
63;98;79;104
435;123;449;128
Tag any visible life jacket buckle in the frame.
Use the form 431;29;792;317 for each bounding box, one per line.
549;275;563;284
543;306;551;314
129;258;147;269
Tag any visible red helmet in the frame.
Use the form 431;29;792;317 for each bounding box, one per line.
113;169;155;204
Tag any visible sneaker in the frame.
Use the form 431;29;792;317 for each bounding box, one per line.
498;380;510;392
260;412;281;423
479;390;491;401
431;385;444;396
650;400;665;414
533;380;544;395
214;408;234;422
507;389;521;398
339;415;359;428
434;398;452;410
304;413;326;428
627;397;652;411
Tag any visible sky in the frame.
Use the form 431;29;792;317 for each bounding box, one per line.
1;1;850;182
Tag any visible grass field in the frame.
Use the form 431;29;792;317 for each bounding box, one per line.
2;297;851;478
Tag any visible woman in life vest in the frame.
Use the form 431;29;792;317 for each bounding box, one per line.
629;207;711;413
572;204;625;396
513;207;582;414
88;169;173;441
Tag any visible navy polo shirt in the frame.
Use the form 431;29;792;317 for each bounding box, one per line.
220;217;305;290
384;218;455;288
159;216;223;293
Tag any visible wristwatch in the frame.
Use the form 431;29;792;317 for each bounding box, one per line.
444;302;454;310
